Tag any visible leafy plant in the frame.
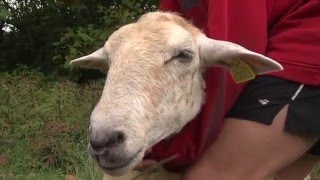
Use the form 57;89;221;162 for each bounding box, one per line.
0;1;10;21
0;0;159;80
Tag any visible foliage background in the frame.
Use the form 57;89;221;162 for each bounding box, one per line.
0;0;158;81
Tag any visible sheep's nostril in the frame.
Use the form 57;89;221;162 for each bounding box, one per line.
90;140;103;150
107;131;125;147
89;130;126;155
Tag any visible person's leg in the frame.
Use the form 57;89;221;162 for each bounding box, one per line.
274;154;320;180
184;105;319;180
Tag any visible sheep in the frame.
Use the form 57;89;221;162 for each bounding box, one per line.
70;12;283;179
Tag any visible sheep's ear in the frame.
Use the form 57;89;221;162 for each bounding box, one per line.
199;36;283;82
70;48;108;73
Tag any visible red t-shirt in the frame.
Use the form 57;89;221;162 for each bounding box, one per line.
145;0;320;172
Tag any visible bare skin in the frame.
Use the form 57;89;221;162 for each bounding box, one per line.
183;105;319;180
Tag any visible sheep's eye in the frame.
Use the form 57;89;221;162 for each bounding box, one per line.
166;50;193;64
174;50;193;63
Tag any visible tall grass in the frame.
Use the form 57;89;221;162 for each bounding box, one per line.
0;70;103;179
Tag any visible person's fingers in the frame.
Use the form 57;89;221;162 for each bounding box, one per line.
133;159;158;170
145;148;152;154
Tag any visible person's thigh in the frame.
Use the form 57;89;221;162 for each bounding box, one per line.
275;154;320;180
186;105;318;180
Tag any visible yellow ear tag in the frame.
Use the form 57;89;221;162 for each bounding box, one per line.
229;58;256;83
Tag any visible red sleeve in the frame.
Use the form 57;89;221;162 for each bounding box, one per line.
159;0;181;12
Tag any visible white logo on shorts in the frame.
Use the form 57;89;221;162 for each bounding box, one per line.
258;99;270;105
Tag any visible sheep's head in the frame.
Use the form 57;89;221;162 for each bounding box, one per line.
70;12;282;176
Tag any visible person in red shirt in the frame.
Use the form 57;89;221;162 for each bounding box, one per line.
143;0;320;179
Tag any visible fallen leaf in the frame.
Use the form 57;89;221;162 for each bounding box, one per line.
66;174;76;180
1;122;11;129
0;155;8;166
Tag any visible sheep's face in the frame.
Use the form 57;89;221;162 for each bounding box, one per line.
70;12;282;176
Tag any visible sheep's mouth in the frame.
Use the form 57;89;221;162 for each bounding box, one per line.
97;149;142;171
90;148;145;176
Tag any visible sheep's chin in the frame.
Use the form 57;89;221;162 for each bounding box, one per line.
100;150;145;176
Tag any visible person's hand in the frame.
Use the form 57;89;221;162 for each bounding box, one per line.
133;159;158;171
133;148;157;171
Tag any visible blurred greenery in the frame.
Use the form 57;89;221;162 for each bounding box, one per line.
0;0;159;81
0;1;10;21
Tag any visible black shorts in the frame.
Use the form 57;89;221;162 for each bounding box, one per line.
227;76;320;155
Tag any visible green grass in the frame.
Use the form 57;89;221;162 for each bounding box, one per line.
0;70;104;179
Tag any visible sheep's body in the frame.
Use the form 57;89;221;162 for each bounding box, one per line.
70;12;282;178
